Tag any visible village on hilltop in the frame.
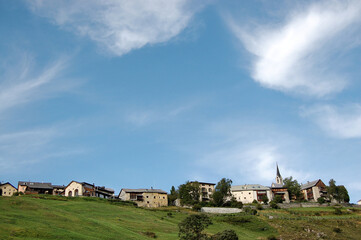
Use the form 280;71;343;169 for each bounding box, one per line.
1;165;359;208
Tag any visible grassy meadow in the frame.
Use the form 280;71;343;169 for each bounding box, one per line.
0;195;360;239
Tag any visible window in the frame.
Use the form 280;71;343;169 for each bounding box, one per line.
69;191;72;197
163;197;165;199
244;197;246;199
154;196;156;199
208;188;212;192
146;196;149;198
147;201;149;204
249;192;251;194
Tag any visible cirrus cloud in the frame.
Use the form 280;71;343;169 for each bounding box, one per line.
27;0;207;56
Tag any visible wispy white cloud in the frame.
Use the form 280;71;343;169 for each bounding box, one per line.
226;0;361;96
124;102;198;127
0;55;72;114
0;126;86;172
301;104;361;139
27;0;207;56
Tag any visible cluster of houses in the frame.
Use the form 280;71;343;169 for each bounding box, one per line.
0;165;359;207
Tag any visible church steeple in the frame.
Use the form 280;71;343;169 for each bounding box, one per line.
276;163;283;185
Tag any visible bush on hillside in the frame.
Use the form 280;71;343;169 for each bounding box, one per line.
211;229;238;240
269;201;279;209
317;197;326;204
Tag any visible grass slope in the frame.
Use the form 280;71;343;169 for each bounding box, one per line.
0;195;360;239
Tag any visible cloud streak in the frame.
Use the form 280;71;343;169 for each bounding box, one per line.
227;0;361;96
301;104;361;139
0;55;69;114
28;0;206;56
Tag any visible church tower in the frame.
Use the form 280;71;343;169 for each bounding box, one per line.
276;163;283;185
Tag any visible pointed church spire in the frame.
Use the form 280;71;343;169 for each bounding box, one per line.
276;163;281;178
276;163;283;185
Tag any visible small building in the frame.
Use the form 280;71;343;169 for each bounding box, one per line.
301;179;327;202
52;185;66;196
95;186;115;199
18;181;53;195
270;164;290;203
190;181;215;202
64;181;96;197
118;188;168;207
231;184;272;204
64;181;115;199
0;182;17;196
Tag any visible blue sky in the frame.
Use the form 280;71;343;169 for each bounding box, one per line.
1;0;360;202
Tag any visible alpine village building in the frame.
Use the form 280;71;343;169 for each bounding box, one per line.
0;182;17;197
118;188;168;207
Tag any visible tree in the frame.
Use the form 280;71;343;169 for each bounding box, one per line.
168;186;178;206
178;181;200;205
274;195;283;203
283;176;301;200
212;178;232;206
178;214;212;240
327;179;350;203
261;195;269;205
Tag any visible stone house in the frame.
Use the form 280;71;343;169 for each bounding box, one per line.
0;182;17;196
190;181;215;202
301;179;327;202
18;181;53;194
118;188;168;207
64;181;114;198
52;185;66;196
231;184;272;204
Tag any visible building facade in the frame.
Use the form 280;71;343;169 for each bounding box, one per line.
119;188;168;207
301;179;327;202
0;182;17;196
18;181;53;194
190;181;215;202
231;184;272;204
64;181;96;197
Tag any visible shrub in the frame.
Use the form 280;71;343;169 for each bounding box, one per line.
334;208;342;215
252;199;258;204
261;195;269;205
142;231;157;238
167;212;173;217
193;203;202;212
211;229;238;240
267;236;278;240
178;214;212;240
333;227;342;233
269;201;279;209
317;197;326;204
256;203;263;210
274;195;283;203
244;207;257;215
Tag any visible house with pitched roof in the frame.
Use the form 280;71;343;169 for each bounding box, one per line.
118;188;168;207
0;182;17;196
18;181;53;194
64;181;114;198
301;179;327;202
231;184;272;204
357;199;361;205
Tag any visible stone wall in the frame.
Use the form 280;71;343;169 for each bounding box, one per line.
201;207;242;214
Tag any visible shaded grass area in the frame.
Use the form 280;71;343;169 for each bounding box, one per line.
1;196;360;240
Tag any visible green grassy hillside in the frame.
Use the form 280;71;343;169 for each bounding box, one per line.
0;195;360;239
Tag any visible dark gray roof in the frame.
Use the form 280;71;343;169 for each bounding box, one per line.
231;184;270;191
121;188;167;194
271;183;285;188
301;180;319;190
52;185;65;189
18;181;53;189
190;181;216;185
